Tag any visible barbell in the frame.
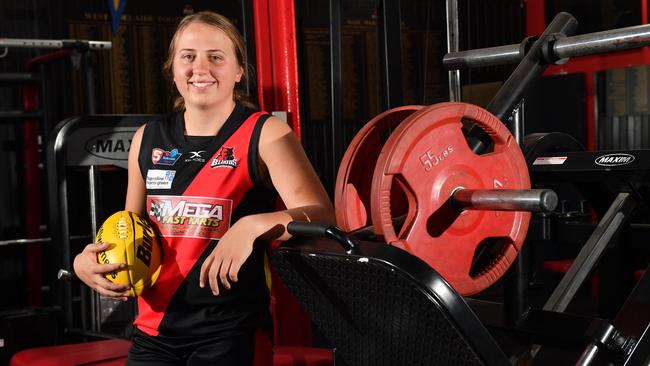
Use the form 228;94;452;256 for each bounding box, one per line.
335;102;557;295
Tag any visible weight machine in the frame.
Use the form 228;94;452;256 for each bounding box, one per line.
273;12;650;366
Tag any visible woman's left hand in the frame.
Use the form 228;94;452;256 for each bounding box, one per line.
199;216;257;295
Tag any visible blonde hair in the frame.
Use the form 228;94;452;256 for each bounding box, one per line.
163;11;256;110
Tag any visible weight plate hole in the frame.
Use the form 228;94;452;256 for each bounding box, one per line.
470;237;510;278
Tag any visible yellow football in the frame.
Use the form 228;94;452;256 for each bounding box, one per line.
96;211;162;297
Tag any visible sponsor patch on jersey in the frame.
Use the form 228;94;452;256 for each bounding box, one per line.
146;169;176;189
152;148;182;166
211;146;238;169
147;195;233;240
185;150;206;163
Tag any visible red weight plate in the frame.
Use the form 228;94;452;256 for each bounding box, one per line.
334;106;423;231
370;102;530;295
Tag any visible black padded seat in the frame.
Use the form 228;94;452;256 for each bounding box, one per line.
271;237;512;366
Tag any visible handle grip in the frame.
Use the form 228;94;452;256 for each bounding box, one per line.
287;222;357;253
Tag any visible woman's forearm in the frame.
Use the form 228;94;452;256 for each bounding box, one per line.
241;204;335;242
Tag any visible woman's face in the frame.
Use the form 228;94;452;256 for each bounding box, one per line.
172;22;243;110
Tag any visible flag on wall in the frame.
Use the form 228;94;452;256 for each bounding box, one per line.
108;0;127;34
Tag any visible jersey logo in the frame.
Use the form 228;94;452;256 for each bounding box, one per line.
152;148;182;166
146;169;176;189
211;146;238;169
147;195;233;240
185;150;206;163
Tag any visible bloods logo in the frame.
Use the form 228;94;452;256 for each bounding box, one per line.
211;146;238;169
152;148;182;166
147;195;233;240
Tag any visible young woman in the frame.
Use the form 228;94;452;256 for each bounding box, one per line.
73;11;334;365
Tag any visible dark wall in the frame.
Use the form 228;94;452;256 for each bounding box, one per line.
294;0;527;194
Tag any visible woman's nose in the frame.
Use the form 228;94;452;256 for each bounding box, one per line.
192;56;209;74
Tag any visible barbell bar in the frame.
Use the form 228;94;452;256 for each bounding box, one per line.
443;22;650;70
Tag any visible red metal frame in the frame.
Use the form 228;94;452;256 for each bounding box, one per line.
253;0;302;139
21;85;41;306
526;0;650;151
252;0;312;347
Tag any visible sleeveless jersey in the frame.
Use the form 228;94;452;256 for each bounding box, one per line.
135;103;275;337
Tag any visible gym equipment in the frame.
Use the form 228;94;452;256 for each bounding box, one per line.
274;222;648;365
528;148;650;315
334;101;558;295
275;11;650;366
333;97;560;297
96;211;162;297
331;12;582;296
273;226;511;366
0;38;111;50
370;102;536;295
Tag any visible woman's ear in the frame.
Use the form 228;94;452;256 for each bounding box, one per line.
235;66;244;82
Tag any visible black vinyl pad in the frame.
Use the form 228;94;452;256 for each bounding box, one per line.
271;238;511;366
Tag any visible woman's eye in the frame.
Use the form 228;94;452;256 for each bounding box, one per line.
181;54;195;61
210;55;223;61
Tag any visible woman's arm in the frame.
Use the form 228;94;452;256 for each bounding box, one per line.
248;115;335;240
125;125;147;215
200;116;335;295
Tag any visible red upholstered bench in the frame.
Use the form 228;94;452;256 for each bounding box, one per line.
10;339;131;366
10;336;333;366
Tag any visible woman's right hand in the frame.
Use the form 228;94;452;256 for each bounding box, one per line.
73;242;131;301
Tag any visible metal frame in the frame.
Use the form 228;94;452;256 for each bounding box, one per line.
526;147;650;363
442;12;650;327
329;0;343;189
614;265;650;365
544;193;635;313
377;0;404;109
0;38;111;50
252;0;302;137
445;0;461;101
1;39;110;308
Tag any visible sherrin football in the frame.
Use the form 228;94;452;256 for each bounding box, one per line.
96;211;162;297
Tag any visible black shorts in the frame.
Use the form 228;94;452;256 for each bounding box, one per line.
126;328;255;366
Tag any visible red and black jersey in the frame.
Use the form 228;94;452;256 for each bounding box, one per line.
135;103;275;337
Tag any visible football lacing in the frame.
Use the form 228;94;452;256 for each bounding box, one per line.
117;217;128;239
